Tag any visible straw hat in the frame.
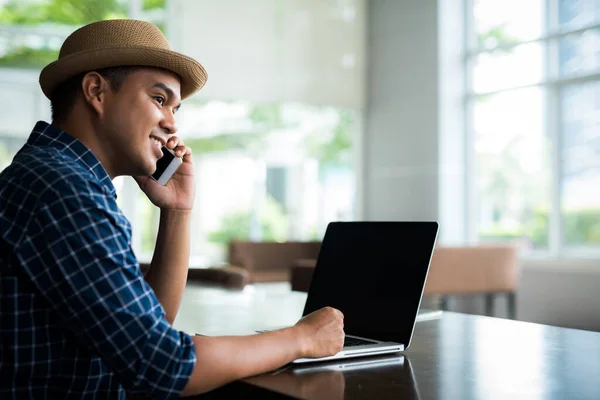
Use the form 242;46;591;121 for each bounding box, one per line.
39;19;207;100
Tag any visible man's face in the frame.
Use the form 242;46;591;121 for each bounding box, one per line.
100;68;182;177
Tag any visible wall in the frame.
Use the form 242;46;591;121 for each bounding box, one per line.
518;259;600;332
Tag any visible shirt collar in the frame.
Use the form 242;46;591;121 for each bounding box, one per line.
27;121;117;198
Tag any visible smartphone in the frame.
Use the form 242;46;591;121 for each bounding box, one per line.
151;146;183;185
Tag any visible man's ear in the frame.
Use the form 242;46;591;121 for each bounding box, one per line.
81;72;110;117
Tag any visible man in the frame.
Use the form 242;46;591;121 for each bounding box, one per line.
0;19;344;399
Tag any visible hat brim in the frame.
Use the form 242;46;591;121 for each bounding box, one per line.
39;46;207;100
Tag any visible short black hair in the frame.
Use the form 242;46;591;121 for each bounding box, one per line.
50;66;140;123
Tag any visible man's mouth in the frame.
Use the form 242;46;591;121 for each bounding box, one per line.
150;135;167;149
150;137;162;149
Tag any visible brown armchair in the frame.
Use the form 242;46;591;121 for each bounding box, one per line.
424;246;519;318
222;240;321;284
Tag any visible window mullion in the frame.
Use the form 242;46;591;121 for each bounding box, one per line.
466;22;600;58
464;0;477;244
546;0;562;256
548;85;562;256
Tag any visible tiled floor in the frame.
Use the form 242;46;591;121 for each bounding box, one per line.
173;282;308;335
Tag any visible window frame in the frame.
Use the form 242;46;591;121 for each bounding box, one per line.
464;0;600;258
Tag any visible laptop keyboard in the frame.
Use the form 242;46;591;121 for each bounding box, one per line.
344;336;377;347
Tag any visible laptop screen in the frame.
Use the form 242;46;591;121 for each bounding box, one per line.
302;221;438;346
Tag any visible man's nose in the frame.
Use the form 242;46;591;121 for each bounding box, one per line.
160;110;178;135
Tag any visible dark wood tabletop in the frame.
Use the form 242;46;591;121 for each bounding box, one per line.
195;311;600;400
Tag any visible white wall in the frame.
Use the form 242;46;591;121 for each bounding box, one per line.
365;0;600;332
518;259;600;332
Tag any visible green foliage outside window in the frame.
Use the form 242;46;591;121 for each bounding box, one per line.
564;208;600;246
478;24;521;51
207;195;288;245
143;0;165;11
184;104;286;156
480;207;600;248
184;103;353;171
0;0;165;69
0;0;127;25
185;133;265;154
304;110;353;168
0;47;61;69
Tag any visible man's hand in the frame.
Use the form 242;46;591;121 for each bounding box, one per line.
181;307;345;396
134;135;195;210
293;307;345;359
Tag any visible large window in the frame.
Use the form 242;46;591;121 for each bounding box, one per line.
0;0;358;266
467;0;600;254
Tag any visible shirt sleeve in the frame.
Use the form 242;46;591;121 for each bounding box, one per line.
18;176;196;399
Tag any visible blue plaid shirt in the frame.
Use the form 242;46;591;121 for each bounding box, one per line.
0;121;196;399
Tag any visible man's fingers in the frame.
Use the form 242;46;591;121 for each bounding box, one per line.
174;145;187;157
182;146;193;162
166;136;178;148
166;136;187;157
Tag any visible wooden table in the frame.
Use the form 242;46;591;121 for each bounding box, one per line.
178;284;600;399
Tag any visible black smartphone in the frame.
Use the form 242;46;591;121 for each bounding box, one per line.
151;146;183;185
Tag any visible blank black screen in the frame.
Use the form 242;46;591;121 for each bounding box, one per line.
303;221;438;345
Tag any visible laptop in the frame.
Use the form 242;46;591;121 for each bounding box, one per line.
287;221;438;363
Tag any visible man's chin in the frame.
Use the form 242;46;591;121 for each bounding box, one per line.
133;161;156;178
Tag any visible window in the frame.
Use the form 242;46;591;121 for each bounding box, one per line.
467;0;600;254
0;0;358;267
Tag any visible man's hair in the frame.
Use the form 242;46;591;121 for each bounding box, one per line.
50;66;140;123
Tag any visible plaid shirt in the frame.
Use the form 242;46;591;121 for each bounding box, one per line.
0;121;196;399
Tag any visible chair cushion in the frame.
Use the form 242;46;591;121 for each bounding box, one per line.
424;246;519;294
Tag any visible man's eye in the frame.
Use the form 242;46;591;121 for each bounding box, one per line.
154;96;165;105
